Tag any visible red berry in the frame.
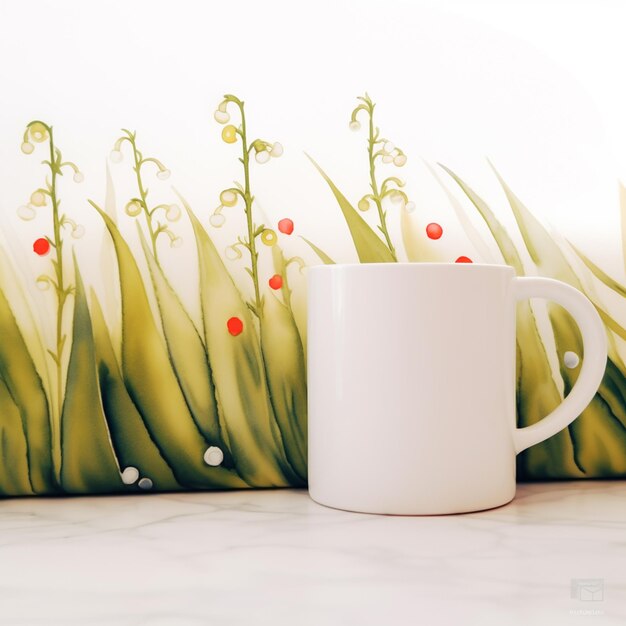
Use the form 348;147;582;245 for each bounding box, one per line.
278;218;294;235
227;316;243;336
426;223;443;240
33;238;50;256
268;274;283;290
455;256;473;263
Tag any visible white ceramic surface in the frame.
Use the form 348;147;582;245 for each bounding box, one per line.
0;482;624;626
307;264;607;514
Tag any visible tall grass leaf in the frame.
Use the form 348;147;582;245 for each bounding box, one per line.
91;201;247;489
300;237;336;264
493;166;626;476
181;196;294;487
425;161;498;263
0;246;52;403
138;227;235;469
60;261;123;493
439;164;524;274
619;183;626;270
0;287;55;493
257;246;308;483
570;243;626;298
100;163;121;351
400;205;447;262
306;154;395;263
0;377;33;495
90;290;181;491
0;244;57;479
441;164;582;477
568;242;626;368
259;297;307;483
595;304;626;341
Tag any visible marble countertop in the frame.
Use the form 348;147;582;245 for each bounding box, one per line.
0;481;624;625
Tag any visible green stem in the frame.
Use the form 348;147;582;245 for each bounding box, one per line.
47;128;67;481
367;105;397;260
47;126;69;480
130;135;159;263
237;101;263;319
281;261;293;311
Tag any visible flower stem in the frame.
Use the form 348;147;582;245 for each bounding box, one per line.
129;134;160;263
366;102;397;260
47;127;67;477
236;100;263;319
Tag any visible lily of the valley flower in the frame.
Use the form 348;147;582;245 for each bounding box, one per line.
20;122;50;156
165;204;181;221
260;228;277;246
61;216;85;239
28;122;49;143
222;125;238;144
30;190;47;207
220;189;238;207
358;196;372;212
36;275;52;291
17;205;36;220
255;149;270;164
71;224;86;239
252;139;283;164
165;229;183;248
270;142;283;157
210;209;226;227
214;100;231;124
125;199;143;217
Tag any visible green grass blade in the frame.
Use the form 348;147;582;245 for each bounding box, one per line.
400;204;450;262
181;195;295;487
565;241;626;371
0;377;34;495
0;243;57;482
570;243;626;298
300;236;336;265
60;260;123;493
548;308;626;475
425;161;498;263
441;164;583;478
619;183;626;270
258;246;308;483
138;227;235;469
439;164;524;274
100;163;121;348
493;166;626;476
90;290;181;491
91;200;247;489
0;287;55;493
306;154;395;263
595;304;626;341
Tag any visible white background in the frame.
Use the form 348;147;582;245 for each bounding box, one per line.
0;0;625;299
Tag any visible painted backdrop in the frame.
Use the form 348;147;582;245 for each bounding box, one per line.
1;0;625;494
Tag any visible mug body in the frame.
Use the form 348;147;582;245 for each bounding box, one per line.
307;263;517;515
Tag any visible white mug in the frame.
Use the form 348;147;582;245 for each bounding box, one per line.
306;263;607;515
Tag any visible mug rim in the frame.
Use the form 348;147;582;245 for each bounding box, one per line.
306;262;515;272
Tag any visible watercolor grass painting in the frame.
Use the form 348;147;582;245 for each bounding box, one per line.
1;93;625;496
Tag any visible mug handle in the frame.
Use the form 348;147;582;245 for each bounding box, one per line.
512;277;608;454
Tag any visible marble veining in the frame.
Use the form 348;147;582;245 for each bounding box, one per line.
0;482;625;625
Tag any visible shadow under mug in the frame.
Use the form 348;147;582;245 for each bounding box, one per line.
306;263;607;515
